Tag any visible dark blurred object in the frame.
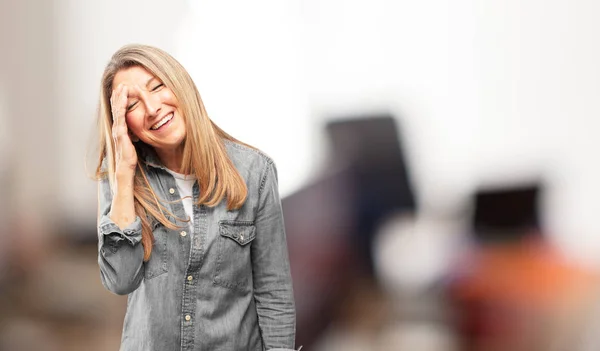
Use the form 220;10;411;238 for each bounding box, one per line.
284;113;417;348
283;166;357;350
325;114;416;212
472;183;542;243
447;181;600;351
326;114;416;274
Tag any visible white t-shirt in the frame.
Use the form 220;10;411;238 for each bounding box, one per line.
164;168;196;228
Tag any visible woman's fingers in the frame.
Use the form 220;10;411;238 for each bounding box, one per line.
110;84;123;121
112;85;127;124
111;84;129;142
110;84;138;170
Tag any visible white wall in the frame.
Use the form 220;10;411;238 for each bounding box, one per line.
175;0;311;196
3;1;598;262
174;0;600;263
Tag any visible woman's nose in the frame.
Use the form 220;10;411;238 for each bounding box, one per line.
144;92;161;117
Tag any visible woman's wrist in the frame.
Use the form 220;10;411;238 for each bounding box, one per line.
110;188;136;230
114;168;135;186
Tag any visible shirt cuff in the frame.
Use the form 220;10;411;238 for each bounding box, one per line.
98;215;143;246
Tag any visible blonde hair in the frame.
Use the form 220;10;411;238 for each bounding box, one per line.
95;44;251;261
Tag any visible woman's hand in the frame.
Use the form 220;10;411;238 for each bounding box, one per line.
110;84;138;175
108;84;138;230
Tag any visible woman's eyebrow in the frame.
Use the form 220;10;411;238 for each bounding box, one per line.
127;89;141;98
146;77;157;88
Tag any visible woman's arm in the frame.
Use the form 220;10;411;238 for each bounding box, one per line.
97;174;144;295
97;83;144;295
251;161;297;350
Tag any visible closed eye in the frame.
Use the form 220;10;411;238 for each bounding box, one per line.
151;83;164;92
127;101;138;111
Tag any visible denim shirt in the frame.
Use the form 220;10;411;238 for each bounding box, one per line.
97;140;297;351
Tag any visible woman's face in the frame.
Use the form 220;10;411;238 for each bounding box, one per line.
112;66;186;154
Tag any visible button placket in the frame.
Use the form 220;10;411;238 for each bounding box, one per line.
180;181;203;348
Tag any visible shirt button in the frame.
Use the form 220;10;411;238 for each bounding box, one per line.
169;188;175;194
187;275;193;281
185;315;191;321
180;231;187;237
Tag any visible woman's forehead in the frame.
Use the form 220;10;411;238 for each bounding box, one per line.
112;66;158;90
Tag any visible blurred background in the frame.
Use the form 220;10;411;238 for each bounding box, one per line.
1;0;600;350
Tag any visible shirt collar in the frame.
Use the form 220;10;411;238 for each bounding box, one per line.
137;144;167;170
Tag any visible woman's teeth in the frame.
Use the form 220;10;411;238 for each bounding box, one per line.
151;113;173;130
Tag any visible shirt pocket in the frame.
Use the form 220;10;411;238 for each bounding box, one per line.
213;220;256;292
144;221;169;280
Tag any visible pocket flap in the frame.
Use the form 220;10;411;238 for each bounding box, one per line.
219;221;256;246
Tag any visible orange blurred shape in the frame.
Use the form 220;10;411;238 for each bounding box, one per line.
453;238;600;306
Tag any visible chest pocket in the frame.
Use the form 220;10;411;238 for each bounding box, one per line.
144;220;169;280
213;221;256;292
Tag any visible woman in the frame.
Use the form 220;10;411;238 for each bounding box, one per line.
95;44;297;351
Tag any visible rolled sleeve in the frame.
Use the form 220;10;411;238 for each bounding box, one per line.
97;175;144;295
98;214;143;249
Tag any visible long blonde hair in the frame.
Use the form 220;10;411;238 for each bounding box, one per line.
96;44;251;261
